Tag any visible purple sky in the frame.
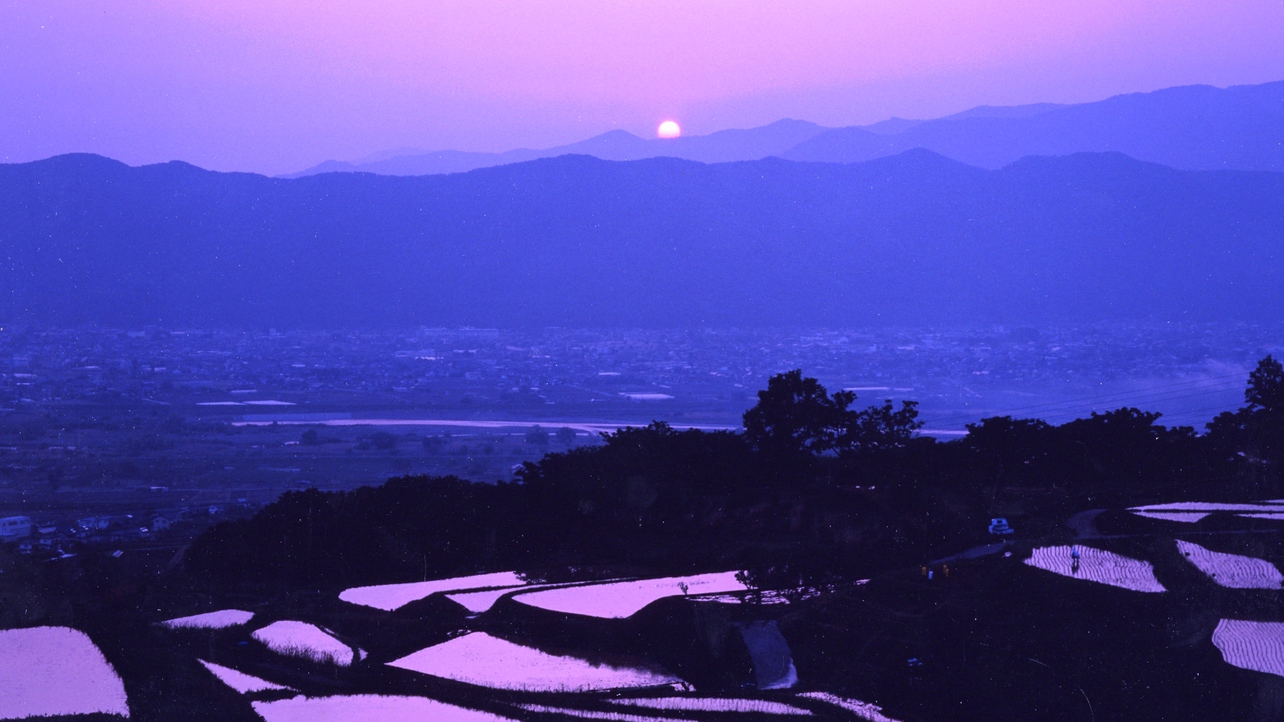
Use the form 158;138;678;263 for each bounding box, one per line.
3;0;1282;175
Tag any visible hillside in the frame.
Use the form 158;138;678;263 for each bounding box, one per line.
1;150;1282;328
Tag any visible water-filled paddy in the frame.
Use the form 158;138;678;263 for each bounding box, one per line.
796;692;903;722
1130;510;1210;523
1211;619;1284;678
516;704;677;721
1024;545;1166;592
199;659;294;694
253;621;355;666
340;571;526;611
0;626;130;720
512;571;748;618
445;581;577;613
609;697;813;715
387;631;680;691
161;609;255;629
1177;540;1284;589
252;694;513;722
1130;501;1284;513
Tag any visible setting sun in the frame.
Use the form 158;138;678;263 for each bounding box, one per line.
657;120;681;139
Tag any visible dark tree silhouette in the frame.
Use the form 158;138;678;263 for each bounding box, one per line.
744;370;922;458
1208;355;1284;469
182;367;1258;594
839;399;923;453
1246;355;1284;414
742;370;856;458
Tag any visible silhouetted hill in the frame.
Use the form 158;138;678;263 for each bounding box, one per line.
2;150;1282;327
286;120;829;177
287;81;1284;177
786;81;1284;170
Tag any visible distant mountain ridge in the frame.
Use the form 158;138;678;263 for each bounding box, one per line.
3;150;1282;328
284;119;829;177
287;80;1284;177
783;81;1284;170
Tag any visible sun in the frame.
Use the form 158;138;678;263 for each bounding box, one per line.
657;120;681;139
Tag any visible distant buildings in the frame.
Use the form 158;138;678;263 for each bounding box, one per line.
0;515;32;541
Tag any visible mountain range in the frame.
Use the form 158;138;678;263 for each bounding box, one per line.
3;150;1281;328
285;118;830;177
287;80;1284;177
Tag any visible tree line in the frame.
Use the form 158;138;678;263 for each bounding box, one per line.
183;357;1284;593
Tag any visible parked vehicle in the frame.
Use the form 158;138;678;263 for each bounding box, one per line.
0;516;33;541
988;518;1014;536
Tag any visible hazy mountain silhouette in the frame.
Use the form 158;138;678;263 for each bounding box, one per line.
858;103;1069;136
784;81;1284;170
3;151;1282;328
285;119;829;177
287;81;1283;177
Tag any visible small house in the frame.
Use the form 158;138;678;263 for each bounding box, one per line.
1;516;33;541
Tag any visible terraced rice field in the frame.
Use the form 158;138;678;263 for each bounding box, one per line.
252;694;513;721
512;571;748;618
161;608;255;629
340;571;527;611
692;591;793;604
797;692;903;722
609;696;814;715
1130;501;1284;513
1211;619;1284;678
252;620;356;666
1024;545;1166;592
445;587;523;613
445;582;580;613
130;500;1284;719
387;631;681;691
521;704;677;719
0;626;130;719
1129;499;1284;523
1177;540;1284;589
199;659;294;694
516;704;676;721
1130;511;1210;523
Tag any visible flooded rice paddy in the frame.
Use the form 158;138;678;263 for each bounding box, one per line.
512;571;748;618
252;694;513;722
0;626;130;720
340;571;527;611
387;631;681;692
445;582;571;613
1130;510;1211;523
515;704;677;721
161;608;255;629
1211;620;1284;678
199;659;294;694
1177;540;1284;589
252;620;356;666
608;696;814;715
796;692;904;722
1024;545;1166;592
1129;500;1284;524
